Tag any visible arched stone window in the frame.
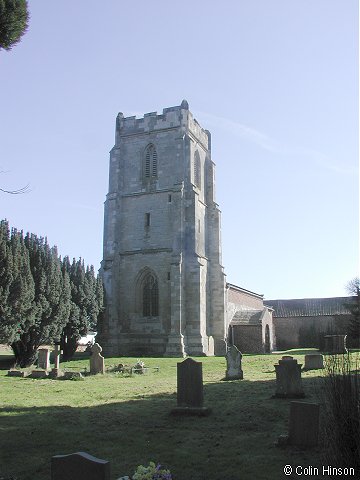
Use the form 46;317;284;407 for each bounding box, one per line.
144;144;158;179
142;272;159;316
194;150;201;188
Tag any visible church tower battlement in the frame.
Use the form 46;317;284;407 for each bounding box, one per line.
99;100;227;357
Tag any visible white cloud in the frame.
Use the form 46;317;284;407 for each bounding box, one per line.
195;110;357;175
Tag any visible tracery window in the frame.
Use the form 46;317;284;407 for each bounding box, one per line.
194;151;201;188
144;144;158;179
142;273;159;316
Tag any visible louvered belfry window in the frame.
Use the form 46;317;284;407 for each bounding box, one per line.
145;144;158;179
143;273;159;316
194;151;201;188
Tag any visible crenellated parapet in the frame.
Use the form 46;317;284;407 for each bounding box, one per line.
115;100;210;150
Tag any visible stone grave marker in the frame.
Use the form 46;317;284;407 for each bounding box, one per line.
90;343;105;375
324;335;347;354
208;336;214;356
7;370;28;378
225;344;243;380
51;451;110;480
304;353;324;370
64;371;83;380
171;358;211;416
288;401;320;447
38;348;50;370
30;369;48;378
50;343;63;378
274;356;304;398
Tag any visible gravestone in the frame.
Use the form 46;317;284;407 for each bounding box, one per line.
30;369;48;378
225;344;243;380
64;371;83;380
324;335;347;354
51;451;110;480
274;356;304;398
7;370;28;377
208;336;214;356
289;401;320;447
304;354;324;370
38;348;50;370
50;343;63;378
171;358;211;416
90;343;105;375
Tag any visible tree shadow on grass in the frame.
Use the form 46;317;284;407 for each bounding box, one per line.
0;373;327;480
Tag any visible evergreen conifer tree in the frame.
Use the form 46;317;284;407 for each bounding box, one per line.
0;0;29;51
11;233;70;366
0;219;102;365
60;258;103;360
0;220;14;340
0;223;35;346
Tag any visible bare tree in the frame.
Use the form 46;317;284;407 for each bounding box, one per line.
0;171;30;194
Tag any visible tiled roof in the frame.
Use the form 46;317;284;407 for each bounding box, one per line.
264;297;352;318
231;309;263;325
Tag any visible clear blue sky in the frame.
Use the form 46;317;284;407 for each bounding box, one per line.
1;0;358;299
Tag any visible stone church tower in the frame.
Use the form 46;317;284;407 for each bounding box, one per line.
99;100;227;356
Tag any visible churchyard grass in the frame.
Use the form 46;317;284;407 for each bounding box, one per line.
1;353;356;480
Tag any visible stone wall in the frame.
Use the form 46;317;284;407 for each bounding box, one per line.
274;315;352;350
233;325;263;353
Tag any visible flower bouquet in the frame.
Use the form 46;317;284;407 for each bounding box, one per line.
117;461;172;479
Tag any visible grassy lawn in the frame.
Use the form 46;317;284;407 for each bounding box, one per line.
0;353;337;480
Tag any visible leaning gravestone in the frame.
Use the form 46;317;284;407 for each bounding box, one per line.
90;343;105;375
304;354;324;370
225;344;243;380
274;356;304;398
171;358;211;416
38;348;50;370
51;451;110;480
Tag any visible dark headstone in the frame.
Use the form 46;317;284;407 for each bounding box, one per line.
171;358;211;416
7;370;28;377
30;369;48;379
274;356;304;398
38;348;50;370
289;401;320;447
304;354;324;370
324;335;347;354
51;451;110;480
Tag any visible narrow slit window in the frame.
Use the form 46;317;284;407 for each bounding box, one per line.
145;212;151;227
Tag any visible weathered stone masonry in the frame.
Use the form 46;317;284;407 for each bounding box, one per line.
99;101;227;356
